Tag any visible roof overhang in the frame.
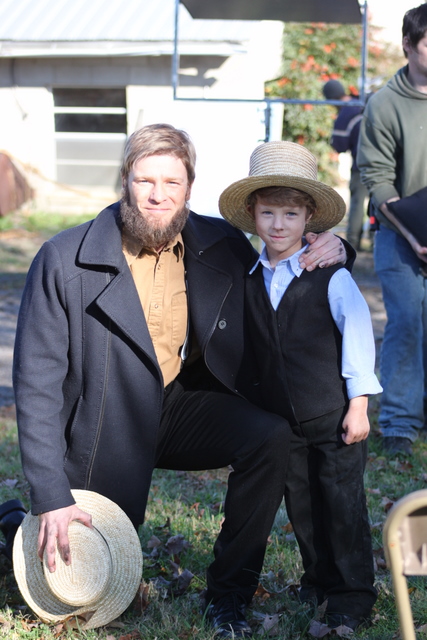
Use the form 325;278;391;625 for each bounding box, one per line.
180;0;362;24
0;41;244;58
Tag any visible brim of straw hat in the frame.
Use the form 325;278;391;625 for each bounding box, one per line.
13;490;143;630
219;174;346;235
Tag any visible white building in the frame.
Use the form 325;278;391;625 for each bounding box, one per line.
0;0;284;215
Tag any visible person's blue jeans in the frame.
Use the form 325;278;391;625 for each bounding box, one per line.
374;226;427;441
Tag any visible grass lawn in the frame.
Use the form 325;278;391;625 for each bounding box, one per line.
0;213;426;639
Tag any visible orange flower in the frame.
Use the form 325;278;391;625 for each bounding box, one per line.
297;136;305;145
304;28;314;34
347;56;359;67
301;55;318;72
369;45;382;57
324;44;332;53
277;77;290;87
303;104;314;111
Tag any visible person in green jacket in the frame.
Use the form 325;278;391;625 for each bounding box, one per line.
357;3;427;456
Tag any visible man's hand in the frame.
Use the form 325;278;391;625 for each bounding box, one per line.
381;200;427;264
341;396;370;445
406;235;427;263
38;505;93;573
299;231;346;271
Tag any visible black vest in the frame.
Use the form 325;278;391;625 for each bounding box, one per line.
245;263;348;424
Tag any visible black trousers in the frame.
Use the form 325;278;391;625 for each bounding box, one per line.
155;371;291;605
284;407;377;620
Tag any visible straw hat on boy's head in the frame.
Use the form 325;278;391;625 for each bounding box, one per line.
219;140;346;235
13;490;143;630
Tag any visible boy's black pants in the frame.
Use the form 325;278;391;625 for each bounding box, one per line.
284;406;377;620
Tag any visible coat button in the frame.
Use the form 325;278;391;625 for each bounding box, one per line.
218;319;227;330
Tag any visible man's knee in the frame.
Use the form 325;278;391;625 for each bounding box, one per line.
249;409;291;453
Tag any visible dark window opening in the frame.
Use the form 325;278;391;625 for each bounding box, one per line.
53;88;126;108
55;113;127;134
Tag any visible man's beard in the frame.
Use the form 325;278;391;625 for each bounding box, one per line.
120;184;190;249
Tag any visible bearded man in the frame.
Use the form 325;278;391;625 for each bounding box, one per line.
13;124;350;638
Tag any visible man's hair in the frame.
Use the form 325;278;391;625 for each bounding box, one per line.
247;186;317;217
402;3;427;57
121;123;196;183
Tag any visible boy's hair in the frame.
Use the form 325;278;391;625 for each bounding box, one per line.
247;186;317;217
121;123;196;184
402;3;427;57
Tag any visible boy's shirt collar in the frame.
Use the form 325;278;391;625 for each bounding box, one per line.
249;242;307;276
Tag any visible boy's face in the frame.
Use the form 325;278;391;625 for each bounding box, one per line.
252;198;312;266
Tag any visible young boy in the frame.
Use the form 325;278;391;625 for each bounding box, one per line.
219;141;382;632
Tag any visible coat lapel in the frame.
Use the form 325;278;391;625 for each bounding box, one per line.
77;204;157;362
183;214;233;351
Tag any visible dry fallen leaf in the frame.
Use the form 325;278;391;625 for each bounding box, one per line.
146;535;162;549
380;496;395;512
262;613;280;635
133;581;150;615
309;619;355;638
62;611;95;630
168;565;194;595
53;623;64;636
309;620;332;638
118;631;142;640
106;620;126;628
254;584;271;600
165;534;191;556
20;619;39;631
1;478;18;487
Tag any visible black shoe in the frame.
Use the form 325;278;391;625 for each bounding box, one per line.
205;593;252;638
0;499;27;561
383;436;413;456
325;612;369;631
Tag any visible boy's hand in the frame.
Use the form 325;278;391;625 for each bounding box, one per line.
342;396;370;445
299;231;346;271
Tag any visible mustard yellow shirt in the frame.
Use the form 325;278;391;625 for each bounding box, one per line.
122;230;187;386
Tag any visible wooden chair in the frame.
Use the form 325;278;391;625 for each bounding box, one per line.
383;489;427;640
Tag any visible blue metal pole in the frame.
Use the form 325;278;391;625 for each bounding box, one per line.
172;0;180;100
360;1;368;103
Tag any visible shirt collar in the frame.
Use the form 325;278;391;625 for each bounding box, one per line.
249;242;307;276
122;229;184;266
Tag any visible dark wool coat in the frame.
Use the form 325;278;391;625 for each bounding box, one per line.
13;203;257;525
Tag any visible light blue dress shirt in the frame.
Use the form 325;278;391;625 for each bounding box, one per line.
250;244;382;400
